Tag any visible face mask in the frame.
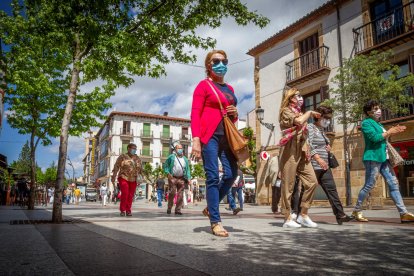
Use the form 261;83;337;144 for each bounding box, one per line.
211;62;228;77
373;109;382;120
129;149;137;155
320;118;330;128
295;95;303;108
176;149;183;155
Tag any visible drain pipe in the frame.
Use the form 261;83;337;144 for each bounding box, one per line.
336;1;352;206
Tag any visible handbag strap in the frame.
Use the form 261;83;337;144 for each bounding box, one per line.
205;79;227;118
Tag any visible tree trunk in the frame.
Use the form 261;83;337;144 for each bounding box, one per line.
52;47;81;223
28;132;37;210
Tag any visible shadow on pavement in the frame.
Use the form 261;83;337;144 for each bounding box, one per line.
4;208;414;275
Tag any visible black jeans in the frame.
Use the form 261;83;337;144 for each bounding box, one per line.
291;176;303;215
314;169;346;218
271;186;281;213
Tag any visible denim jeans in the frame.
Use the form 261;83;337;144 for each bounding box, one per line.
202;134;238;223
228;187;243;210
355;160;407;214
157;189;164;207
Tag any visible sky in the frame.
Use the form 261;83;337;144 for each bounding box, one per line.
0;0;327;178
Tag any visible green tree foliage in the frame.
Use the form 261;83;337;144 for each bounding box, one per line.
190;163;205;179
10;141;31;175
142;163;165;189
43;162;58;187
326;51;414;123
0;168;15;187
240;127;256;177
0;0;268;222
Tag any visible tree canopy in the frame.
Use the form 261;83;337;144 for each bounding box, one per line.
0;0;269;221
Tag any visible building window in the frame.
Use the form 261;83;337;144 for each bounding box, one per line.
122;121;131;135
121;140;129;154
143;123;151;136
299;33;320;75
302;86;331;130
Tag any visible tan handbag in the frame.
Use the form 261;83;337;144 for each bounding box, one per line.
387;141;404;167
206;80;250;164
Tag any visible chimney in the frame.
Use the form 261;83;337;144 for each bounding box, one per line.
163;112;168;116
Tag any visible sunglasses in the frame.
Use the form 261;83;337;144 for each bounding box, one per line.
211;58;228;65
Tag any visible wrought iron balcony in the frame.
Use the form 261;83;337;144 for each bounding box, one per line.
140;149;153;157
140;130;153;139
286;45;330;85
381;89;414;123
160;132;172;140
120;128;133;137
160;150;170;159
353;1;414;54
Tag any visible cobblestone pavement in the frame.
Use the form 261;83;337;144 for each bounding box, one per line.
1;200;413;275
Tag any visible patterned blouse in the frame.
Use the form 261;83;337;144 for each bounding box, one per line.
111;153;142;182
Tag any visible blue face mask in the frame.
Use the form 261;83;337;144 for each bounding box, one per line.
211;62;227;77
129;149;137;155
176;149;183;155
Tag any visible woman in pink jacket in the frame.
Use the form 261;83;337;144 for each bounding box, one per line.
190;49;239;237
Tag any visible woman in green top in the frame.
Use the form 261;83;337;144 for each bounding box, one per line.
352;100;414;223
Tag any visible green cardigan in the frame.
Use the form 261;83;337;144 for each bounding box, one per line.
163;154;191;180
361;117;387;163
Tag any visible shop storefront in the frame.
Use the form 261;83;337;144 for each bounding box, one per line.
391;140;414;198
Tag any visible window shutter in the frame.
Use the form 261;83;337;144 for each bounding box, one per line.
409;55;414;73
320;85;329;101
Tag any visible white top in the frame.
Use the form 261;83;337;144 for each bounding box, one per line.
172;156;185;177
100;186;107;196
381;126;390;160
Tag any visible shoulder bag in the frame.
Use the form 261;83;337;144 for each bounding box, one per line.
206;80;250;164
321;130;339;169
387;141;404;167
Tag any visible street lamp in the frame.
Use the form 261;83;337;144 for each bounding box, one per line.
66;155;75;183
255;106;275;131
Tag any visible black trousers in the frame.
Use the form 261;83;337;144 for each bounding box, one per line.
291;176;303;215
314;169;345;218
271;185;281;213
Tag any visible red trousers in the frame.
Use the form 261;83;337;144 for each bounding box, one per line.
118;178;137;213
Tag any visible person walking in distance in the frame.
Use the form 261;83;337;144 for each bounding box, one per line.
74;186;81;205
164;143;191;215
111;143;142;217
155;177;165;208
100;183;108;206
278;88;320;228
352;100;414;223
190;49;239;237
226;169;244;215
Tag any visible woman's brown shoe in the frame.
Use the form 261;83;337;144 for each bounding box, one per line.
211;223;229;237
352;211;368;222
401;212;414;223
202;207;210;219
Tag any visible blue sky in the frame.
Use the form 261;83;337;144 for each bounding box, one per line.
0;0;327;178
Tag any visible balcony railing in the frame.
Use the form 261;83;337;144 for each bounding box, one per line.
140;130;153;139
160;132;172;140
381;90;414;123
120;128;133;136
353;1;414;54
160;150;170;158
286;45;329;83
180;133;191;141
140;149;153;157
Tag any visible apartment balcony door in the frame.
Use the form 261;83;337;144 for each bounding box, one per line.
299;33;319;76
143;123;151;136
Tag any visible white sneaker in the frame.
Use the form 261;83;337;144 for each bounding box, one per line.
297;215;318;228
290;213;298;221
283;219;302;228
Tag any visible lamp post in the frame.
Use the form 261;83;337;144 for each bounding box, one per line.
66;155;75;183
255;106;275;131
